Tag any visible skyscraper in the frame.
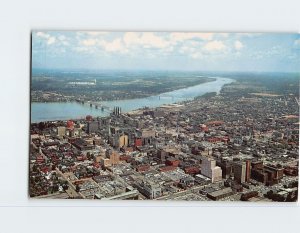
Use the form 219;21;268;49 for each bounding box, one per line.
233;162;246;184
201;156;222;183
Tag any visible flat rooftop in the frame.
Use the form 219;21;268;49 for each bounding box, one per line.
208;187;233;197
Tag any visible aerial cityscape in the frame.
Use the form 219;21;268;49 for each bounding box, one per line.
30;31;299;201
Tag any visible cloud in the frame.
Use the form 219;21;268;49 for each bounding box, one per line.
77;32;230;57
140;33;170;48
123;32;140;46
123;32;170;49
124;32;215;51
76;31;108;37
203;40;226;51
99;38;127;53
79;32;171;54
170;32;214;42
79;38;128;54
234;40;243;50
235;33;262;37
31;31;300;72
58;35;69;46
36;32;50;39
82;39;97;46
85;31;108;36
218;33;229;38
47;37;56;45
36;32;57;45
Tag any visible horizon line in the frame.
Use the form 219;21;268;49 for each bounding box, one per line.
31;68;300;74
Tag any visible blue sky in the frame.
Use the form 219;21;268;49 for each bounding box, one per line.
32;31;300;72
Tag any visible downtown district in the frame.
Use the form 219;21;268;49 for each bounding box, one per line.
29;82;299;202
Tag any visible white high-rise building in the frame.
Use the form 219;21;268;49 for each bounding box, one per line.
201;156;222;183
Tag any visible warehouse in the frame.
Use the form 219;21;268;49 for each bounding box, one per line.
207;187;234;201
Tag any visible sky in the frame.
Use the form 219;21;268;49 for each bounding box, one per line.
32;31;300;72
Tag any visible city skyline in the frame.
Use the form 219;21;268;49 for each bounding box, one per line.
32;31;300;73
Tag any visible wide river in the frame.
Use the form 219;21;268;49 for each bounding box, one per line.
31;77;233;123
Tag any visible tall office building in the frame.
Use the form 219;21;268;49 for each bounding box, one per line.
108;151;120;165
101;150;120;167
201;156;222;183
87;121;99;134
234;162;246;184
245;160;251;182
119;134;129;148
57;126;66;137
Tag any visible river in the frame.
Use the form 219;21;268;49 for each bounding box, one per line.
31;77;233;122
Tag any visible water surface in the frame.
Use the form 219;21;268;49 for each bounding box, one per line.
31;77;233;122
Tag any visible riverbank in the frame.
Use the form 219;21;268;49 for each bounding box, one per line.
31;77;234;123
31;76;216;103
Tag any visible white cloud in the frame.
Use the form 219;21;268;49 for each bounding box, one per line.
36;32;57;46
140;33;170;48
203;40;226;51
47;37;56;45
76;32;232;58
82;39;97;46
85;31;108;36
80;36;128;54
99;38;128;53
36;32;50;39
123;32;140;46
76;31;108;37
170;33;214;43
77;32;229;57
219;33;229;38
79;32;170;55
234;40;243;50
124;32;213;50
123;32;170;49
79;37;128;53
58;35;69;46
235;33;262;37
